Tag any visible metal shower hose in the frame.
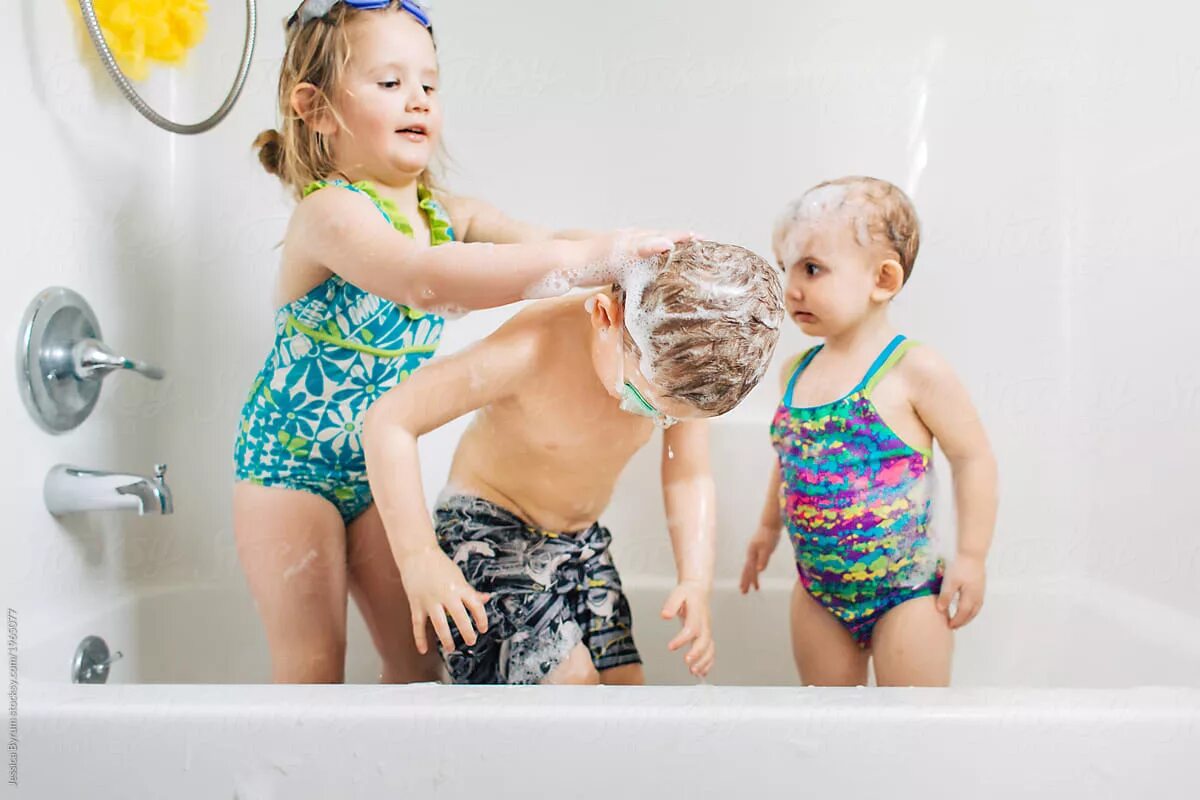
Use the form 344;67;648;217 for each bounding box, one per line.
76;0;257;134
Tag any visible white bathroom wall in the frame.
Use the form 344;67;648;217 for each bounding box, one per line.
2;0;200;660
191;0;1199;607
1057;7;1200;616
413;0;1081;588
425;0;1200;610
456;0;1063;578
100;0;1171;594
9;0;1199;677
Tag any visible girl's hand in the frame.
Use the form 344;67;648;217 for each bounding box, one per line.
739;525;782;594
575;229;700;285
612;228;700;259
396;548;491;654
937;554;986;629
525;230;697;298
661;580;715;678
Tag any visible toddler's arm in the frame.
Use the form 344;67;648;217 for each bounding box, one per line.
660;420;716;678
363;320;542;654
739;461;784;594
740;357;796;594
293;188;687;311
906;347;998;629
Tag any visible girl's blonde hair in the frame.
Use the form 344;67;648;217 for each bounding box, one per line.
254;2;439;199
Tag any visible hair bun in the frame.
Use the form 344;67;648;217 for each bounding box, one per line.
253;129;285;176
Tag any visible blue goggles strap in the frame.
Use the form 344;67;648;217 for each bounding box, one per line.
289;0;431;29
400;0;431;28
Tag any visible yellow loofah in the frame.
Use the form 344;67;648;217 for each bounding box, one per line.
71;0;209;81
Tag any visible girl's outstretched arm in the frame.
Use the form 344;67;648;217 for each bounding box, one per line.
292;187;690;310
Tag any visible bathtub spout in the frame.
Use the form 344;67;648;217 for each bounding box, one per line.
44;463;173;516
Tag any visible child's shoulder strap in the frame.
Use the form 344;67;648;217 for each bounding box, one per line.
302;179;411;234
858;335;919;395
417;185;455;245
782;345;823;406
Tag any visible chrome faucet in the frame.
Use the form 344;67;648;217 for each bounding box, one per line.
44;463;173;516
72;337;166;381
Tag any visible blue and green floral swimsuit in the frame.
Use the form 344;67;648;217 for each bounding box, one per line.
234;179;454;522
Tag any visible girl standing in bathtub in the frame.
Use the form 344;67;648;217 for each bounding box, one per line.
739;177;997;686
234;0;689;684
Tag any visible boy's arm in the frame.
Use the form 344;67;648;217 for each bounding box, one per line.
440;194;597;243
906;346;998;629
659;419;717;677
363;319;541;653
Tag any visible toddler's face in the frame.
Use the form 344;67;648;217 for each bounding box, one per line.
331;11;442;181
773;218;881;338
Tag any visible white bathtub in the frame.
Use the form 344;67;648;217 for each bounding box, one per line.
17;422;1200;797
19;682;1200;798
20;573;1200;688
23;419;1200;691
19;609;1200;800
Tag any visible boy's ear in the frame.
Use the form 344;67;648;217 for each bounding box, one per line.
588;292;623;333
872;258;905;301
290;83;338;135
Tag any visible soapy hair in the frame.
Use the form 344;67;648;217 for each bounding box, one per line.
775;176;921;283
616;240;785;416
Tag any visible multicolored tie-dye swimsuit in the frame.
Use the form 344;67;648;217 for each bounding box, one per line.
771;334;943;648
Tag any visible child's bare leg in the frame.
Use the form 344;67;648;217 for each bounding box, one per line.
871;595;953;687
790;581;869;686
233;482;348;683
542;643;600;685
599;662;645;685
346;503;443;683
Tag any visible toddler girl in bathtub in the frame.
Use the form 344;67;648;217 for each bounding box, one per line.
232;0;692;684
739;177;998;686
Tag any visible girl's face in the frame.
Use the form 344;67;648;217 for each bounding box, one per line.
773;218;884;339
330;11;441;183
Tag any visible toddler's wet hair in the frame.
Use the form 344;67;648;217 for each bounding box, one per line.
616;240;785;416
775;176;921;284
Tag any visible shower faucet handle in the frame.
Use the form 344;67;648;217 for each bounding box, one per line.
72;337;165;381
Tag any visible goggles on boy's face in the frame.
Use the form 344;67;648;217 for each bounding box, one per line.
619;379;678;430
288;0;431;30
614;327;678;430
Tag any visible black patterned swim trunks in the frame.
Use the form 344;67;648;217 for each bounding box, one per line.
433;494;642;685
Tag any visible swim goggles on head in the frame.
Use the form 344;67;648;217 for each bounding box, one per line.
288;0;431;30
